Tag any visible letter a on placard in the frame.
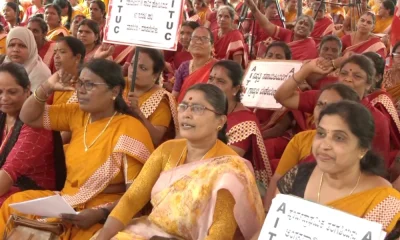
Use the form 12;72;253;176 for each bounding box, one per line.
277;202;286;214
361;232;372;240
251;66;257;71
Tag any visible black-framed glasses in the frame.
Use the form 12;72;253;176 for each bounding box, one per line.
190;36;210;44
76;80;107;91
177;103;222;115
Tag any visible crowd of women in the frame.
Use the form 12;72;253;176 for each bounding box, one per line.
0;0;398;239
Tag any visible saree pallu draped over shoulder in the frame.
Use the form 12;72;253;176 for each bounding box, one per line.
0;104;155;239
114;155;265;240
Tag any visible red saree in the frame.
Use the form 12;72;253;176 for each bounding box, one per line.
112;45;135;66
311;17;334;45
207;11;219;32
164;43;193;71
177;59;217;103
212;29;249;68
227;109;273;190
390;6;400;48
341;34;387;59
38;41;56;72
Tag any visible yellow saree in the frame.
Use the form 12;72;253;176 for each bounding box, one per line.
0;104;154;239
46;26;70;41
373;16;393;34
109;139;265;239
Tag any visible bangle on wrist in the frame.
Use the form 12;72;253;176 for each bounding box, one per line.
33;88;47;103
98;207;111;224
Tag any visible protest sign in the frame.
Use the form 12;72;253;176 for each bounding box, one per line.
242;60;303;109
103;0;184;50
260;194;386;240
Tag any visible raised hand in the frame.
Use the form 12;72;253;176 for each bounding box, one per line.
303;58;334;75
94;44;115;59
45;70;77;92
127;92;141;115
244;0;257;9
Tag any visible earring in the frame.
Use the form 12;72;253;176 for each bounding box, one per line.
217;126;222;130
112;96;116;100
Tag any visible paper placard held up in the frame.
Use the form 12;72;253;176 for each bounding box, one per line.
9;195;77;218
242;60;302;109
260;194;386;240
103;0;184;51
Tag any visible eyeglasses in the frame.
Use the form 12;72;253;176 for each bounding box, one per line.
177;103;222;115
392;53;400;58
190;36;211;44
76;80;107;91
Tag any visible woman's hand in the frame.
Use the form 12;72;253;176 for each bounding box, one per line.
61;208;104;229
127;92;142;115
94;44;115;59
45;70;76;92
244;0;257;10
303;58;334;75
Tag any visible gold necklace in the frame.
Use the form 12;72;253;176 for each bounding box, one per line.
83;111;117;152
317;172;361;203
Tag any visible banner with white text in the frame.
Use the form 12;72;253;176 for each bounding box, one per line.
104;0;184;50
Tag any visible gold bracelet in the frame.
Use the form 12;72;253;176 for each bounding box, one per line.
33;88;47;103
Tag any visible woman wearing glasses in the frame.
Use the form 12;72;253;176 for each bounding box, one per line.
96;83;264;240
0;59;154;238
173;26;217;103
125;48;178;146
208;60;273;196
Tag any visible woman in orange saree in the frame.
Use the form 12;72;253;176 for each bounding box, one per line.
373;0;394;34
208;60;273;195
341;12;387;58
263;83;361;211
213;6;248;68
96;83;264;240
45;4;70;41
189;0;212;25
124;48;178;147
0;59;154;239
277;101;400;235
174;27;217;103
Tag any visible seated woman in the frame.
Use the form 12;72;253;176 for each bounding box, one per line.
0;59;154;238
213;5;248;68
373;0;394;34
0;62;65;206
277;101;400;235
274;55;391;168
4;27;51;91
88;0;106;40
45;4;69;41
245;0;318;60
208;60;273;193
188;0;212;25
204;0;227;32
27;16;56;69
96;83;265;240
77;19;101;62
264;83;360;210
382;41;400;89
126;48;178;146
69;13;85;37
341;12;387;59
173;26;217;103
3;2;20;33
21;0;44;25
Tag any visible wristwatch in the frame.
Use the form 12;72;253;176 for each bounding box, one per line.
99;207;111;224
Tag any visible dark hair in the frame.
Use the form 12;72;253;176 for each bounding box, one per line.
45;4;62;22
138;48;165;84
363;52;385;89
53;0;73;29
181;21;200;30
192;26;214;44
340;54;376;85
28;16;48;34
84;59;141;119
185;83;229;144
0;23;4;33
5;2;20;24
211;60;243;102
320;83;360;102
78;19;100;45
266;41;292;59
58;36;86;64
320;35;343;52
382;0;395;15
35;13;44;19
90;0;106;19
0;62;66;191
318;101;386;177
361;11;376;24
265;0;277;8
392;41;400;55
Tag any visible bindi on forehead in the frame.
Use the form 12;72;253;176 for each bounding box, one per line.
188;96;193;101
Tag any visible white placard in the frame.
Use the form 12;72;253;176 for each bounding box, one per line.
242;60;303;109
103;0;184;50
9;195;77;218
260;194;386;240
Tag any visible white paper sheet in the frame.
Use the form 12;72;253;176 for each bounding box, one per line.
9;195;77;218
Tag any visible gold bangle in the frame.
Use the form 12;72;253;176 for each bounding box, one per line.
33;88;47;103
